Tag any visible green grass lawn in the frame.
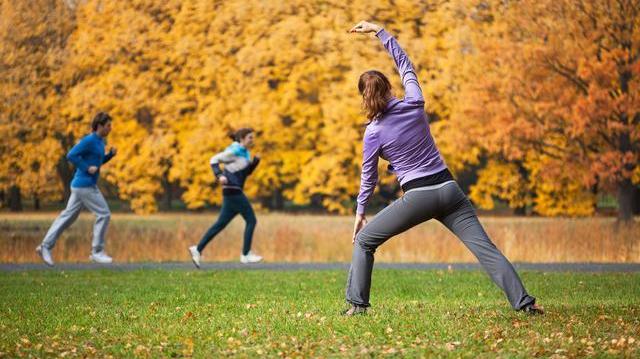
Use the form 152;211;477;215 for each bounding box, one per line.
1;269;638;357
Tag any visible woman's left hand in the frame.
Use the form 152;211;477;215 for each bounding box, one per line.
348;21;382;34
352;213;368;243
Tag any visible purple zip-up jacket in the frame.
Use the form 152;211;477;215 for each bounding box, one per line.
356;29;447;215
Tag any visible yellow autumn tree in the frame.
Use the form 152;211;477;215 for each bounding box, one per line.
449;0;637;218
0;0;74;209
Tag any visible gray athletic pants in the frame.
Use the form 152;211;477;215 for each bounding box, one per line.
346;181;535;310
41;186;111;253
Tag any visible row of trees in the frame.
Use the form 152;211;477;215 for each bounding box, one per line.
455;0;640;221
1;0;638;220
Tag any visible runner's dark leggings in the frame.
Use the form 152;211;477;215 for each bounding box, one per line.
197;193;256;255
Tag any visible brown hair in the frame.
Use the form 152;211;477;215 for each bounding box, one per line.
228;127;254;142
91;112;112;131
358;70;392;120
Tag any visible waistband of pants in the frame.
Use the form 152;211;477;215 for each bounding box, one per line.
401;168;455;192
222;188;244;196
70;185;99;191
404;180;456;193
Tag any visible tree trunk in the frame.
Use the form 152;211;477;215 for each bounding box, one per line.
271;189;284;210
590;176;599;214
513;206;527;216
8;185;22;211
515;160;530;216
57;155;73;202
34;195;40;210
161;177;173;211
617;178;635;222
616;67;634;222
310;194;323;210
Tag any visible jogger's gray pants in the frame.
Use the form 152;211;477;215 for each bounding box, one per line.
346;181;535;310
41;186;111;253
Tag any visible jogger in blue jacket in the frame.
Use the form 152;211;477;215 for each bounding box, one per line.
37;112;116;266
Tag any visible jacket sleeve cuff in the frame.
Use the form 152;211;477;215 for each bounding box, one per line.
211;164;223;177
376;28;391;43
356;204;366;215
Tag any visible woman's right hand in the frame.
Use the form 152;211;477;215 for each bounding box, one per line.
348;21;382;34
352;214;368;243
219;176;228;185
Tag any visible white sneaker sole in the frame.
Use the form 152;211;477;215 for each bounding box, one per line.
240;258;263;264
89;256;113;264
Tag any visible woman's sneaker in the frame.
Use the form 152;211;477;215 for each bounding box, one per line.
240;251;263;264
188;245;201;268
89;251;113;264
522;303;544;315
342;304;367;316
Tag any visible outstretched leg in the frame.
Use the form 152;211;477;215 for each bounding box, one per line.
197;197;238;253
236;194;257;256
41;190;84;250
78;187;111;254
346;189;440;307
437;185;536;310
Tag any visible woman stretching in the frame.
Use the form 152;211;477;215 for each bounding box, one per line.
189;128;263;267
344;21;543;316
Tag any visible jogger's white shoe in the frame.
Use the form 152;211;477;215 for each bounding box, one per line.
89;251;113;264
240;251;263;264
36;245;54;267
188;245;201;269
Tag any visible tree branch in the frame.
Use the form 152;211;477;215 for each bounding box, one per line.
543;58;590;95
